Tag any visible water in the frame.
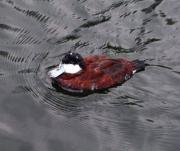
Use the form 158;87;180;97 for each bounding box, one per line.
0;0;180;150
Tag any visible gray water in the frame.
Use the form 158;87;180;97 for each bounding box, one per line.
0;0;180;150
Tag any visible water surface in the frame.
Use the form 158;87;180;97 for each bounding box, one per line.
0;0;180;150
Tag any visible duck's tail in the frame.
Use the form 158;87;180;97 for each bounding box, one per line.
132;60;147;73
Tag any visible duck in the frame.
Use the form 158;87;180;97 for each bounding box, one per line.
48;52;145;93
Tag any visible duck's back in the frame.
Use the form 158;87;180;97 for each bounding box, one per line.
53;55;135;91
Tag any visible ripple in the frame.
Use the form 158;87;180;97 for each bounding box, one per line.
0;23;21;32
93;0;128;15
79;15;111;28
20;51;85;114
2;0;50;23
142;0;164;14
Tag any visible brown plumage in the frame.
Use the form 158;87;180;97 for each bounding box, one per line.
50;54;145;92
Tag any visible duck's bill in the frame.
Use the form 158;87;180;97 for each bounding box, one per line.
48;65;65;78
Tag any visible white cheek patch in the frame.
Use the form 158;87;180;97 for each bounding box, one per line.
63;64;82;74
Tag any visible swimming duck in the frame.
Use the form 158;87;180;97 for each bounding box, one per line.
48;52;145;92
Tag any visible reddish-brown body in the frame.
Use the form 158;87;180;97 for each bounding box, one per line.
52;55;136;91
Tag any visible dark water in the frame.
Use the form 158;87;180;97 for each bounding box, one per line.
0;0;180;150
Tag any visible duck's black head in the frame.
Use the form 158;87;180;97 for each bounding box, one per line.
62;52;85;69
48;52;85;78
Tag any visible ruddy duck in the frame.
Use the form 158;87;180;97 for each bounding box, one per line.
48;52;145;93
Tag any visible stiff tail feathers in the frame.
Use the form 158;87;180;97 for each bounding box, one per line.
132;60;147;73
